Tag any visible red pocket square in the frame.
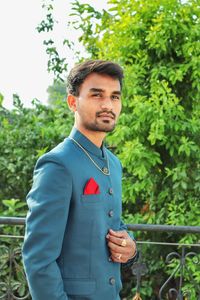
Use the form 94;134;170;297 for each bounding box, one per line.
84;178;100;195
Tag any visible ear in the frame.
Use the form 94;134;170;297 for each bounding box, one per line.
67;94;77;112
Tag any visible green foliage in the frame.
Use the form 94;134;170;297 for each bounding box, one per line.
47;80;66;105
0;95;73;203
0;199;27;236
2;199;27;217
36;0;69;81
0;93;4;106
0;199;30;299
71;0;200;223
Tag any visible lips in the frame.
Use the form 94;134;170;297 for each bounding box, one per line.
99;114;114;119
97;112;115;119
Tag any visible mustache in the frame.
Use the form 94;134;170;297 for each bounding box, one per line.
96;111;116;119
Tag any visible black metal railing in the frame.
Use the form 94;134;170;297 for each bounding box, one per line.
0;217;200;300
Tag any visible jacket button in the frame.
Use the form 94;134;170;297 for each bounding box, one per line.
108;188;113;195
102;167;109;174
108;210;114;217
109;277;115;285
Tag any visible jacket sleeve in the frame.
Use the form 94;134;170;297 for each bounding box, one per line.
22;154;72;300
119;220;134;239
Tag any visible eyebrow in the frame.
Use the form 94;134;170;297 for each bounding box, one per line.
89;88;121;95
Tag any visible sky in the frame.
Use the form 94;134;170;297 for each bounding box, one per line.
0;0;108;109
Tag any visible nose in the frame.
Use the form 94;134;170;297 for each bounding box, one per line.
100;96;113;111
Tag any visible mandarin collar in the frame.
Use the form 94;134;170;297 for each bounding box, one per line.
69;127;106;158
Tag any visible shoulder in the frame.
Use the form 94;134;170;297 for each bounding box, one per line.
32;140;74;188
35;138;74;168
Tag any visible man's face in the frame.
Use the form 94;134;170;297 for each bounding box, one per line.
71;73;122;133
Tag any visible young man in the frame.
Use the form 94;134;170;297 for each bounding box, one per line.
23;60;137;300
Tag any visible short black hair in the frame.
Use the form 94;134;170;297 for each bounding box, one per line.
67;60;124;96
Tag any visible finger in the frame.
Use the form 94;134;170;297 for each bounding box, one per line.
110;253;128;263
109;229;128;238
107;235;129;247
107;241;129;255
111;253;122;262
117;253;122;260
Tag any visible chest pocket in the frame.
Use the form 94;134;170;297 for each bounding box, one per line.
81;194;102;204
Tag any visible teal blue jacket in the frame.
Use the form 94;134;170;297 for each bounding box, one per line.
23;128;130;300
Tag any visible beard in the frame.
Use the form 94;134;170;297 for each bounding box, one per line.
83;110;117;132
76;105;118;132
83;119;116;132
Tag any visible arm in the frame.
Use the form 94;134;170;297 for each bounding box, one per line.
120;220;138;260
106;221;138;265
22;155;72;300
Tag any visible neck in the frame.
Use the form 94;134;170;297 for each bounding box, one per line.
74;126;106;148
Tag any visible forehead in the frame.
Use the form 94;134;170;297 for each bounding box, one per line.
79;73;121;93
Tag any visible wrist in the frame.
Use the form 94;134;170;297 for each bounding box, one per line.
129;240;137;259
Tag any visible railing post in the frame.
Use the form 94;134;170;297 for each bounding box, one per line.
131;246;148;297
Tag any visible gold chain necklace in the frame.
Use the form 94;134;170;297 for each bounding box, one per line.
69;137;110;175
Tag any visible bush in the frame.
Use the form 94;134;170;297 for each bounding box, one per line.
0;95;73;203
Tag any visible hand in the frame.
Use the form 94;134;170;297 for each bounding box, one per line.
106;229;137;263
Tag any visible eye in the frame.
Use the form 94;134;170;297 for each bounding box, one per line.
92;93;102;98
112;95;120;100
